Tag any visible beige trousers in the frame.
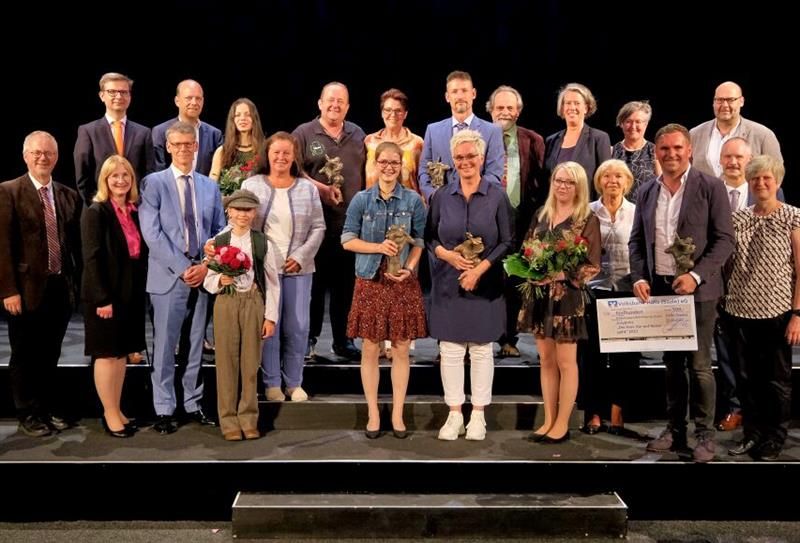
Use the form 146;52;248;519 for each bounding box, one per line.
213;287;264;434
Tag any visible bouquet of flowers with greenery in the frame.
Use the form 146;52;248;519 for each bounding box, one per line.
218;158;257;196
503;225;594;301
207;245;252;295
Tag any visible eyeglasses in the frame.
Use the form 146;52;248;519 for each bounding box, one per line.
376;159;402;168
553;178;577;187
382;108;405;116
453;153;480;163
713;96;741;105
168;141;195;149
104;89;131;97
623;119;647;127
27;150;56;159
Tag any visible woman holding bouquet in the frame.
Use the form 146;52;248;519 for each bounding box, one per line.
520;161;600;443
81;155;147;438
209;98;266;195
342;141;427;438
425;130;513;441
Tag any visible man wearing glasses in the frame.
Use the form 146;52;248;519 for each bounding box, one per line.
74;72;155;206
689;81;782;178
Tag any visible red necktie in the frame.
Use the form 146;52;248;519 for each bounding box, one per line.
38;186;62;274
501;133;510;188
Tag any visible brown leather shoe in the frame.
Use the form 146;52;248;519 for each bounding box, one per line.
716;412;742;431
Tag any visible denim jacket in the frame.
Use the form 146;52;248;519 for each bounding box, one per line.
341;183;426;279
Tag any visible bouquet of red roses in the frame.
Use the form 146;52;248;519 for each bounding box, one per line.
503;226;593;301
207;245;252;295
218;157;257;196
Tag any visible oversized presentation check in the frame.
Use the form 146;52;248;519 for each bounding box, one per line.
596;295;697;353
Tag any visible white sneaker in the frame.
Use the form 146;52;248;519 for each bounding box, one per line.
266;387;285;402
288;387;309;402
437;411;465;441
465;411;487;441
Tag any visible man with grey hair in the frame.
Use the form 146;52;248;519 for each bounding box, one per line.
690;81;782;178
486;84;545;357
0;131;82;437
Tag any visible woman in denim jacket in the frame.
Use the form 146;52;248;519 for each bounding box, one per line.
342;142;427;439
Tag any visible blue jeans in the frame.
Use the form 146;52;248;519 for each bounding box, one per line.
262;274;313;389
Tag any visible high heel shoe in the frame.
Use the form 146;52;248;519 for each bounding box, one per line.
392;426;408;439
101;417;134;438
540;431;570;444
123;418;139;432
365;428;381;439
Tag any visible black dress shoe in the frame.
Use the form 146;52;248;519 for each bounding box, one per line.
540;431;570;444
44;414;71;431
527;432;546;443
392;427;408;439
581;424;602;435
728;438;759;456
755;441;782;462
185;409;217;426
19;416;52;437
365;427;381;439
153;415;178;435
332;340;361;361
607;425;624;436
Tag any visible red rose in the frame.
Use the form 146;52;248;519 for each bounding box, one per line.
555;239;568;252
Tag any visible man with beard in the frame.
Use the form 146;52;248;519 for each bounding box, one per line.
486;85;545;358
418;71;504;203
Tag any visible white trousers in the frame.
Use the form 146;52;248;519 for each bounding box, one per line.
440;341;494;407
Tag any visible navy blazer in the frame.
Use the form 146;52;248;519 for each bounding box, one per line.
74;118;155;205
543;124;611;195
628;168;735;302
151;118;223;175
417;116;504;203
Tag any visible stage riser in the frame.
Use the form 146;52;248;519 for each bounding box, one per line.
3;365;800;420
231;492;627;539
1;462;797;523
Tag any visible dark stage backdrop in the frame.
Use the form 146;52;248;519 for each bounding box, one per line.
1;1;794;201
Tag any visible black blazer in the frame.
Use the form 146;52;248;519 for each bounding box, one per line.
81;201;147;308
543;124;611;195
0;175;82;311
74;118;155;205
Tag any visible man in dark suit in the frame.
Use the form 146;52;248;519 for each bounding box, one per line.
418;70;504;203
486;85;545;357
0;131;82;437
629;124;735;463
152;79;223;176
74;72;155;206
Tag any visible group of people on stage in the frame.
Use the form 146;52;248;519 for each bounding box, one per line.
0;70;796;462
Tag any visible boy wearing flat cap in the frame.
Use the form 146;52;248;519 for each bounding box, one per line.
203;189;280;441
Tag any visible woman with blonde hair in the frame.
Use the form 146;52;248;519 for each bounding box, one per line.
81;155;147;438
519;161;600;443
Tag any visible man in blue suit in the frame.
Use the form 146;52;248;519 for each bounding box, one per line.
418;71;504;203
152;80;223;175
629;124;735;463
74;72;155;205
140;121;226;434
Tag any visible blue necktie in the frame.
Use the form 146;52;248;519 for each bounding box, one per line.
455;122;468;133
182;175;199;257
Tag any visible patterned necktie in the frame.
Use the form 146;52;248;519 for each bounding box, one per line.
112;120;124;155
729;189;740;212
38;186;61;274
182;175;199;257
455;122;468;133
501;133;510;188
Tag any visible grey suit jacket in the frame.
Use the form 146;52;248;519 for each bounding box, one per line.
628;168;735;302
689;117;782;177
